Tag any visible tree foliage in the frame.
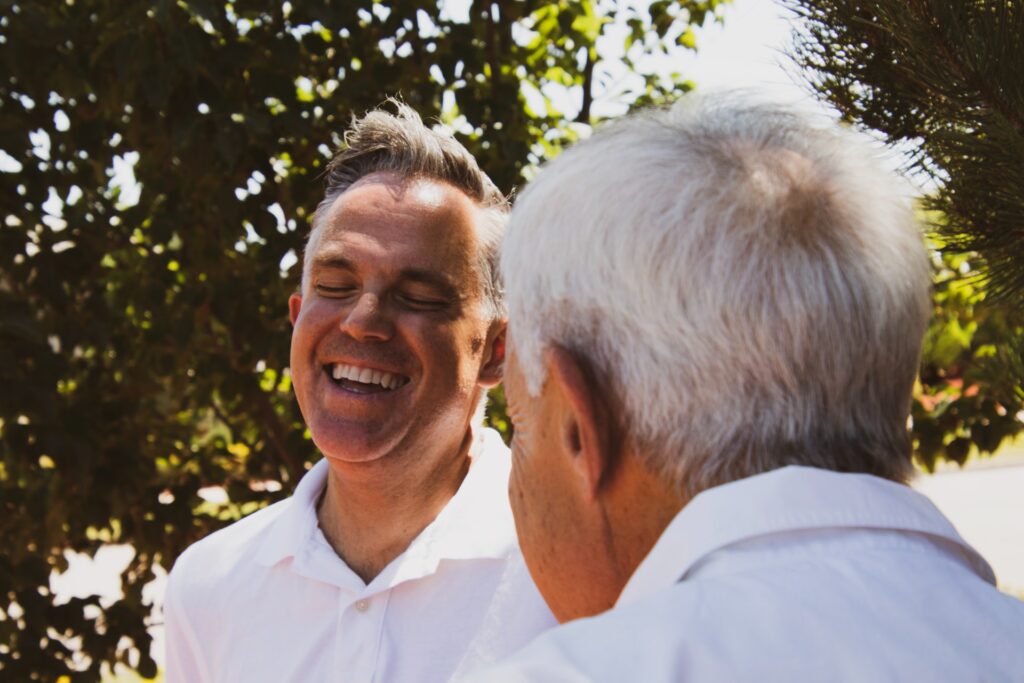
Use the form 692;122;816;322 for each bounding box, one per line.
914;232;1023;470
0;0;727;678
785;0;1024;444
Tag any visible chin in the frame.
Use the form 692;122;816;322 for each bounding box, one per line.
310;419;403;465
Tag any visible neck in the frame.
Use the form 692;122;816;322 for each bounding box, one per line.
316;427;477;584
555;447;687;623
602;451;688;601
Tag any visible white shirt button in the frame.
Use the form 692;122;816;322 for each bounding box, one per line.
354;599;370;613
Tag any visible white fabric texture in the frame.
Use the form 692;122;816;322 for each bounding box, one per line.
468;466;1024;682
164;428;555;683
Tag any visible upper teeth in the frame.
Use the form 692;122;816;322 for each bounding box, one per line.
331;363;406;390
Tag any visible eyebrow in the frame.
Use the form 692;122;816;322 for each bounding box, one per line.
311;255;357;274
311;255;464;300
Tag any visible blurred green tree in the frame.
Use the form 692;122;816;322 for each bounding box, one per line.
915;233;1024;470
785;0;1024;467
0;0;727;678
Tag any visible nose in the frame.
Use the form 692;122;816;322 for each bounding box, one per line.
338;292;393;342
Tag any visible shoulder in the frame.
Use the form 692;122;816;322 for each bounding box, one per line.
475;562;1024;682
167;497;292;597
464;601;672;683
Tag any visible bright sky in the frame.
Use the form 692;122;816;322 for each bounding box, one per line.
660;0;925;189
668;0;816;105
513;0;838;123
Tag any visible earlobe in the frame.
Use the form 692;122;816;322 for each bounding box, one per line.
288;293;303;326
544;346;614;501
478;322;506;388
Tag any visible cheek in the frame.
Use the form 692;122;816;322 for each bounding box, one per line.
291;304;330;351
507;440;531;527
289;307;336;394
442;316;492;365
290;315;323;372
509;437;544;547
508;433;563;559
509;445;583;621
409;322;460;365
289;322;310;377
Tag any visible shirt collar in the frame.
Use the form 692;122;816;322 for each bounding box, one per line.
254;427;517;572
419;426;519;562
253;451;329;568
616;465;995;608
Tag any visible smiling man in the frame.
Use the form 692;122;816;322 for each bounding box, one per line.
163;103;553;682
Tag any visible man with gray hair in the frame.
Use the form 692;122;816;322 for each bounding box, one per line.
164;102;553;682
471;92;1024;680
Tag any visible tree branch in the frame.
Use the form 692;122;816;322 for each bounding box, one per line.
485;2;502;96
576;48;595;124
906;0;1024;135
250;381;305;485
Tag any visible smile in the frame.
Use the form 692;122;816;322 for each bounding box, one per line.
325;363;410;393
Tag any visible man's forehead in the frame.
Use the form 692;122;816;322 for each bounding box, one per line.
315;174;482;242
337;171;472;214
346;171;454;207
306;179;485;284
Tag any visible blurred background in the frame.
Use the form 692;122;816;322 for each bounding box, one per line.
2;0;1022;679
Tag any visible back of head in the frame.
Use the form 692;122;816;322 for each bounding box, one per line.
306;100;509;317
503;92;932;499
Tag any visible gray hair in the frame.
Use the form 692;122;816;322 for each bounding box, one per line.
502;92;932;499
305;100;508;318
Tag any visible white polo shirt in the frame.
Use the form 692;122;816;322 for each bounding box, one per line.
164;428;555;683
469;466;1024;682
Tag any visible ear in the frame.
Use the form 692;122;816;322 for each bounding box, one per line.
477;321;506;388
544;345;614;501
288;293;303;326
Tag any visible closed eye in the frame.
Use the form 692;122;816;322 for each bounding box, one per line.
396;292;447;310
315;284;357;298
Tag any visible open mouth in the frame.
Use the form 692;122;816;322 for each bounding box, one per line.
325;363;410;394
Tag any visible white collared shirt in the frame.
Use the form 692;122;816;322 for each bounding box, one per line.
164;428;555;683
469;466;1024;682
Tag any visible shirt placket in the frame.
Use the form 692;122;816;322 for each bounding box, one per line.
332;588;390;682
